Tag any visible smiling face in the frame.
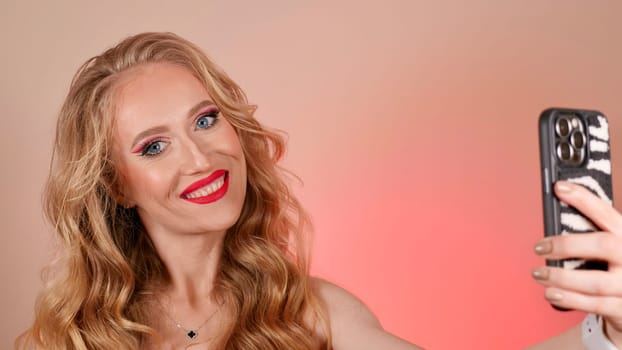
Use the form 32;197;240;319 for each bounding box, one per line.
110;62;247;238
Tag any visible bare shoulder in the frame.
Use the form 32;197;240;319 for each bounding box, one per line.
311;278;381;328
525;323;583;350
311;278;425;350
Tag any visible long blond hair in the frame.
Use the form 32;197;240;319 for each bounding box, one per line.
18;32;329;350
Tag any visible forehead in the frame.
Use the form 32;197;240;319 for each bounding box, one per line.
112;62;210;137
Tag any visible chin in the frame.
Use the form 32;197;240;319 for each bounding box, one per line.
197;211;243;234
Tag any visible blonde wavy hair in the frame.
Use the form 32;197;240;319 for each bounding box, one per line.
17;32;330;350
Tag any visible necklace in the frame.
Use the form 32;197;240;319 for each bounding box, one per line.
157;299;219;341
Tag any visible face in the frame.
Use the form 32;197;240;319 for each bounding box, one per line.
110;62;247;237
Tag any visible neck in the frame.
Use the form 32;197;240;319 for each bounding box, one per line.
148;227;226;307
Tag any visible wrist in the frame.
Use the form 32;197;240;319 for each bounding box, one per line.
604;319;622;348
583;313;619;350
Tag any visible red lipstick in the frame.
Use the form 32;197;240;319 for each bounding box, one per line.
181;169;229;204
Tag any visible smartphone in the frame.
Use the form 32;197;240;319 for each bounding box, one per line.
539;107;613;272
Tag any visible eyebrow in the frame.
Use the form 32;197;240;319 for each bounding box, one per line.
130;99;217;150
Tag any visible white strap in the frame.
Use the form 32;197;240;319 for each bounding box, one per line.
582;313;618;350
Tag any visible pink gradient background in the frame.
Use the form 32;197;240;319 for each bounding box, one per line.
1;1;621;349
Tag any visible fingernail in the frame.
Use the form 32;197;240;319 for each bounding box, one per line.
534;239;553;255
545;289;563;301
532;267;549;280
556;182;573;193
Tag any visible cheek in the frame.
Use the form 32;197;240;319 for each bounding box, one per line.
216;121;245;167
122;164;172;201
224;123;245;160
221;124;247;189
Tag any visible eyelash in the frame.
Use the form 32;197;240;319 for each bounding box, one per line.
139;139;167;157
138;110;221;157
195;110;220;130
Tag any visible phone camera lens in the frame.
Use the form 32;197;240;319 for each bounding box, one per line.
571;131;585;148
556;118;571;137
557;142;573;161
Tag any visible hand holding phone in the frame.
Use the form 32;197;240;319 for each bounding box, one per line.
534;108;622;345
533;181;622;347
538;108;613;271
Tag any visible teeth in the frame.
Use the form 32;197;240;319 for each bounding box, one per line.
185;176;225;199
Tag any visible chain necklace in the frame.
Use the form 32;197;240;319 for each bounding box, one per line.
157;299;219;341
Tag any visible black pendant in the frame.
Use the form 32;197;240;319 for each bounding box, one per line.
186;330;198;340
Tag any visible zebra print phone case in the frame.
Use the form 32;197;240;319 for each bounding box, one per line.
539;108;613;272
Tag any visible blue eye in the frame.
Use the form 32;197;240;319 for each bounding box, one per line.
196;111;219;129
141;140;167;156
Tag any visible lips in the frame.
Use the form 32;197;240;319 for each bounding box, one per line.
181;169;229;204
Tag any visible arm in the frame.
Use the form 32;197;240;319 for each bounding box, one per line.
313;279;425;350
525;324;583;350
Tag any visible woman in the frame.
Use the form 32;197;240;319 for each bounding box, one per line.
530;181;622;349
16;32;422;349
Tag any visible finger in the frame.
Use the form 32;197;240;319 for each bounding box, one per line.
534;233;622;265
532;266;622;296
544;287;622;319
554;181;622;234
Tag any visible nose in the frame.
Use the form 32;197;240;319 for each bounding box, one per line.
178;137;211;175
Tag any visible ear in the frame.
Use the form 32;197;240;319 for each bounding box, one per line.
111;181;136;209
117;194;136;209
104;168;135;209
